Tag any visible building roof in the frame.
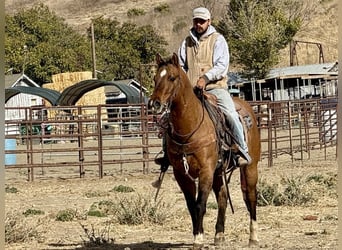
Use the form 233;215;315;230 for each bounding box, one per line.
5;86;61;105
57;79;145;106
265;61;338;80
5;73;40;88
5;74;61;105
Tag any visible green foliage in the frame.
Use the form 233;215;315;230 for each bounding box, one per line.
127;8;146;17
23;208;44;217
88;200;117;217
154;3;171;14
55;208;77;222
110;185;135;193
257;176;316;206
5;4;168;85
217;0;303;79
89;17;167;82
5;185;18;193
5;4;92;84
172;18;188;34
257;180;283;206
280;176;315;206
87;210;107;218
116;194;171;225
85;190;109;198
306;172;337;189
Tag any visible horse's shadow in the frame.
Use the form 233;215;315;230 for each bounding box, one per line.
48;241;191;249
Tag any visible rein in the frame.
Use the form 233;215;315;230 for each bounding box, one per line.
167;89;216;155
168;88;206;142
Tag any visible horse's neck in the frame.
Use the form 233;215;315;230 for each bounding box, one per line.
170;84;204;131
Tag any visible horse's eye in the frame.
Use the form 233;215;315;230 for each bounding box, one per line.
169;76;176;81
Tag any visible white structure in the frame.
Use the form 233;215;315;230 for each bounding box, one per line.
5;74;44;134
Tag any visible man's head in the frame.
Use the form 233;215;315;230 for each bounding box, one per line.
192;7;211;35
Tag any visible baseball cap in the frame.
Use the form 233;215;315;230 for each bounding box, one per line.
193;7;211;20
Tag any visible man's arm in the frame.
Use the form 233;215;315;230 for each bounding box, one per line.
203;34;230;82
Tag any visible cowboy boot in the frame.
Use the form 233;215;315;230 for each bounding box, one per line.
231;144;252;167
154;153;170;172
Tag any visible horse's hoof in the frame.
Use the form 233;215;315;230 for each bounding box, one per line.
214;233;225;246
248;239;259;247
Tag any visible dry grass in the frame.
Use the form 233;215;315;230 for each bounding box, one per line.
4;147;337;249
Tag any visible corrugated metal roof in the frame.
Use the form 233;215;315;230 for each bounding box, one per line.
5;78;146;106
266;62;338;79
57;79;144;106
5;86;61;105
5;74;60;105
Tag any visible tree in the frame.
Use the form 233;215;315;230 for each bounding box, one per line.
217;0;303;79
5;4;168;87
89;17;168;82
5;4;92;84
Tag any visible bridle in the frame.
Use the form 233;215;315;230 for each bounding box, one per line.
168;88;206;143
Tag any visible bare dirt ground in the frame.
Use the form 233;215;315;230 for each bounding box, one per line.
5;146;337;250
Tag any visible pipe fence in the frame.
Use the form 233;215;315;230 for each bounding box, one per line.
5;98;337;181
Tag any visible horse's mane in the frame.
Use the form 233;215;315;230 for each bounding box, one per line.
156;53;193;91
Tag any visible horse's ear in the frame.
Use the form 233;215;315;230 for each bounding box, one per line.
171;53;179;67
156;53;163;65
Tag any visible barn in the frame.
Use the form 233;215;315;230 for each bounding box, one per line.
5;73;46;135
234;61;338;101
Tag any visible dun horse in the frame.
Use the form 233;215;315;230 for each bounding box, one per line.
149;53;260;249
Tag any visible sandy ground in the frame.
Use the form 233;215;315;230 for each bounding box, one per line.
5;146;337;250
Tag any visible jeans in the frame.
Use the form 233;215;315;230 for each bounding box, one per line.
207;88;248;152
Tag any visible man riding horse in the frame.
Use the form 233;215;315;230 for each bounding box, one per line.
155;7;251;172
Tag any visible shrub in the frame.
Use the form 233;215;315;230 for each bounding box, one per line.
87;210;107;217
116;194;171;225
127;8;145;17
85;190;109;198
154;3;170;14
257;179;283;206
110;185;135;193
56;209;78;222
306;173;337;189
257;176;315;206
88;200;117;217
80;222;115;247
23;208;44;217
280;176;315;206
5;186;18;193
172;20;187;33
5;211;43;243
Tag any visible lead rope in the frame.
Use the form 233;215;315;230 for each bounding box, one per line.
183;154;196;182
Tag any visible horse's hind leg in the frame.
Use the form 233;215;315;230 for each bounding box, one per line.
212;170;227;246
240;164;259;246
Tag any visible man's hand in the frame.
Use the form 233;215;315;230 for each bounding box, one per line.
196;77;206;89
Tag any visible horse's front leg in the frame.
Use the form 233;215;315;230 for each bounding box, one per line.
212;169;227;246
240;164;259;247
191;168;215;249
173;170;198;240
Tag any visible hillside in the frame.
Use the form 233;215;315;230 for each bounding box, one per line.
5;0;338;68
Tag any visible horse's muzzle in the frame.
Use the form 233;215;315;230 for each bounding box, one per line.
148;99;165;114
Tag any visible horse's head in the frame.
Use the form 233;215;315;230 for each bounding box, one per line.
148;53;182;114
